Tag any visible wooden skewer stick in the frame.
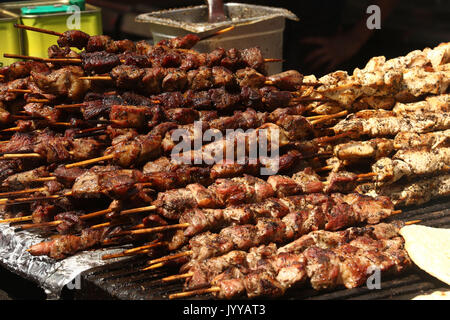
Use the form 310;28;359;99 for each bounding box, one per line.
263;58;284;63
65;154;114;168
101;241;167;260
6;89;33;93
118;223;190;236
32;177;57;183
200;26;235;41
140;262;165;271
169;287;220;299
0;215;32;224
2;122;71;133
0;187;46;198
78;75;113;81
16;220;62;231
54;103;85;109
161;272;194;283
146;250;193;266
3;53;82;64
0;192;72;206
119;205;157;216
27;99;50;103
14;24;63;36
355;172;379;181
310;110;348;125
0;153;42;159
404;219;421;225
316;165;333;172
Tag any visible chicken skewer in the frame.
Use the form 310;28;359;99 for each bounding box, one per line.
331;129;450;164
357;173;450;207
316;42;449;106
333;110;450;138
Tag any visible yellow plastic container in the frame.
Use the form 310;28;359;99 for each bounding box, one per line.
0;9;21;67
0;0;102;59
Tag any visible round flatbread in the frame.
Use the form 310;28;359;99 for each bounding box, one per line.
412;290;450;300
399;225;450;285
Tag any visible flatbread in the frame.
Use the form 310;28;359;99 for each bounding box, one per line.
399;225;450;285
412;290;450;300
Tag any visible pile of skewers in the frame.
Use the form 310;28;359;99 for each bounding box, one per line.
0;24;449;300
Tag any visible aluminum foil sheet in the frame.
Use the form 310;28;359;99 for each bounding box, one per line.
0;222;128;299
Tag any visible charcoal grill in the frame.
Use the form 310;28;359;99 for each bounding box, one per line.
59;196;449;300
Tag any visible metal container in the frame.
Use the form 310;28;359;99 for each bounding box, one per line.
0;9;21;67
0;0;102;59
136;3;299;75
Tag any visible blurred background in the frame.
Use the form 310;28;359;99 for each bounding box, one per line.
81;0;450;76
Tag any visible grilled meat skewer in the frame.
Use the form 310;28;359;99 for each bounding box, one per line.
176;221;406;291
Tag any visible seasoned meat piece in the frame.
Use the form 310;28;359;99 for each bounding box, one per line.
157;34;200;49
110;105;150;128
115;39;136;52
55;211;84;234
161;70;188;92
110;65;144;89
57;30;90;49
240;47;266;74
235;68;266;88
237;86;261;109
31;203;59;224
31;66;90;100
120;53;151;67
140;67;166;94
81;51;121;74
267;70;304;91
187;67;214;91
23;103;61;122
163;108;199;124
86;35;117;52
1;166;49;190
206;48;226;67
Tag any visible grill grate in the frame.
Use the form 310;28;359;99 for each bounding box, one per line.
71;197;450;300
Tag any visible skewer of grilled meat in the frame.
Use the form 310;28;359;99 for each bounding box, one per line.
357;173;450;207
27;192;398;261
175;221;407;291
26;225;135;260
0;61;50;82
81;64;310;100
332;129;450;164
369;147;450;185
333;110;450;138
63;109;342;169
173;223;410;299
146;191;398;264
317;42;449;106
0;128;103;163
14;25;199;52
152;167;371;222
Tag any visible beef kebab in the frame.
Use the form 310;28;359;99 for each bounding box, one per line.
164;221;408;292
168;221;411;299
60;110;346;169
132;191;400;266
26;192;399;260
